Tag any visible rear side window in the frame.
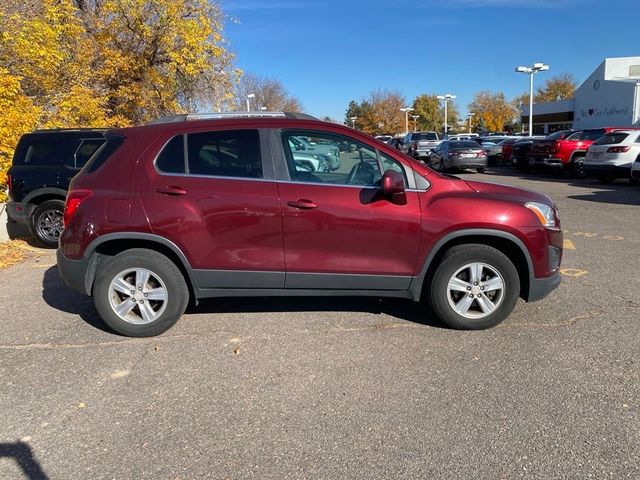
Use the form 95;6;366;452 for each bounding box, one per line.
594;132;629;145
18;138;81;166
415;132;438;141
187;130;262;178
85;136;125;173
75;139;105;168
156;136;185;174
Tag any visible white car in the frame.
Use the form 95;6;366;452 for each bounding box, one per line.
584;130;640;183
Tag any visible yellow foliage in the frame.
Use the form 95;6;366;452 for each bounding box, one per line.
0;0;235;200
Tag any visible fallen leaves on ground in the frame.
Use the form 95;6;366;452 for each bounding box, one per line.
0;240;27;269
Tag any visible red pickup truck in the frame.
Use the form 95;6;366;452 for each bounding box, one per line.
527;127;640;176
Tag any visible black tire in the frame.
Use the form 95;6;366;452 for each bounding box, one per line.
29;199;65;248
428;244;520;330
567;157;585;178
92;249;189;337
477;167;486;174
438;159;445;172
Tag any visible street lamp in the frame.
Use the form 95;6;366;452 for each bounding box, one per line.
411;115;419;132
246;93;255;112
467;112;475;133
515;62;549;137
400;107;414;134
349;116;357;128
437;94;456;136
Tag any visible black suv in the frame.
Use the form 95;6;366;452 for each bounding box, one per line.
7;129;106;247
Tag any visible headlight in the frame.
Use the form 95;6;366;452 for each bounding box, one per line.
525;202;557;228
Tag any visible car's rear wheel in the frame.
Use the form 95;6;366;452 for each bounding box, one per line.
429;244;520;330
30;199;65;248
92;249;189;337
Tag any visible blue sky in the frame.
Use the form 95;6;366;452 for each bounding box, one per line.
224;0;639;122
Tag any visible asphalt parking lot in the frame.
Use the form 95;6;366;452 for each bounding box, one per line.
1;168;638;479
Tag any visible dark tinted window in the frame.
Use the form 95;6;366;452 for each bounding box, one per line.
584;129;606;141
156;136;185;174
187;130;262;178
85;136;125;173
75;139;105;168
594;132;629;145
20;138;81;166
414;132;438;140
450;141;480;148
546;130;570;140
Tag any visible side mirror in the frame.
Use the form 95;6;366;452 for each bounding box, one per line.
381;170;407;205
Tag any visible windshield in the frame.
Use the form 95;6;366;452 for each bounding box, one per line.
546;130;570;140
415;132;438;141
451;141;480;148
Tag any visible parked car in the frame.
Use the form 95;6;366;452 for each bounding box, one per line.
375;135;393;144
388;135;405;150
6;129;107;247
429;140;488;173
631;157;640;182
500;138;521;165
583;130;640;183
478;137;514;164
287;134;341;171
510;135;546;171
293;152;330;173
58;112;562;337
401;131;441;160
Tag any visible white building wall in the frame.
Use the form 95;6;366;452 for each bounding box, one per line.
573;58;638;129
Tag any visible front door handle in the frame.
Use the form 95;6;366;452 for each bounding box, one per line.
287;199;318;210
156;186;187;196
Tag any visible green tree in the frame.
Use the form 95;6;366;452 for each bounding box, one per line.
411;94;460;133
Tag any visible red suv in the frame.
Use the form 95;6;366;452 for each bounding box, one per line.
58;113;563;337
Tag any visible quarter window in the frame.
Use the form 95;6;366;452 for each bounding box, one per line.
156;136;185;174
75;139;105;168
187;130;262;178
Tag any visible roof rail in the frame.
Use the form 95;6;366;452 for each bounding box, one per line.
32;128;109;133
149;111;318;124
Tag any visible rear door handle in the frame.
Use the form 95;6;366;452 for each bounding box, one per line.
156;186;187;196
287;199;318;210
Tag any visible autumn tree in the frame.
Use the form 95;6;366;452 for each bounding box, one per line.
536;73;577;102
233;73;302;112
0;0;237;199
343;91;405;135
468;91;518;133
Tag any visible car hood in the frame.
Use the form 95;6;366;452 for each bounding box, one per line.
463;179;554;206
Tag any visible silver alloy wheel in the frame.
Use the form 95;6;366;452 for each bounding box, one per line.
108;268;168;325
37;209;64;242
446;262;505;319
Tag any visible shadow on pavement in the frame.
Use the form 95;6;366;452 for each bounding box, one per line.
41;266;113;334
193;296;448;329
566;183;640;206
42;265;446;332
0;442;49;480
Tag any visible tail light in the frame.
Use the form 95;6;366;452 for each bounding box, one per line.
607;146;630;153
6;173;11;197
64;189;93;226
554;141;561;153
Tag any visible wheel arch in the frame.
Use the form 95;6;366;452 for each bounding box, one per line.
409;229;533;302
23;188;68;206
85;233;197;301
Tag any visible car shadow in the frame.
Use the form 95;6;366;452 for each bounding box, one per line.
42;266;447;333
0;442;49;480
192;296;448;329
42;266;113;334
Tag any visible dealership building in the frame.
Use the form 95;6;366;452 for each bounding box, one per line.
521;56;640;134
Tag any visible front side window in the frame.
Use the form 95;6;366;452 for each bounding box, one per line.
187;130;262;178
567;131;583;141
282;130;382;186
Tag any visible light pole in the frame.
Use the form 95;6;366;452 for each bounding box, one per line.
467;112;475;133
437;94;456;136
400;107;414;134
515;62;549;137
349;116;357;128
411;115;419;132
246;93;255;112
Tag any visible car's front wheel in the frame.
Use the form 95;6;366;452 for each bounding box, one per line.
429;244;520;330
92;249;189;337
